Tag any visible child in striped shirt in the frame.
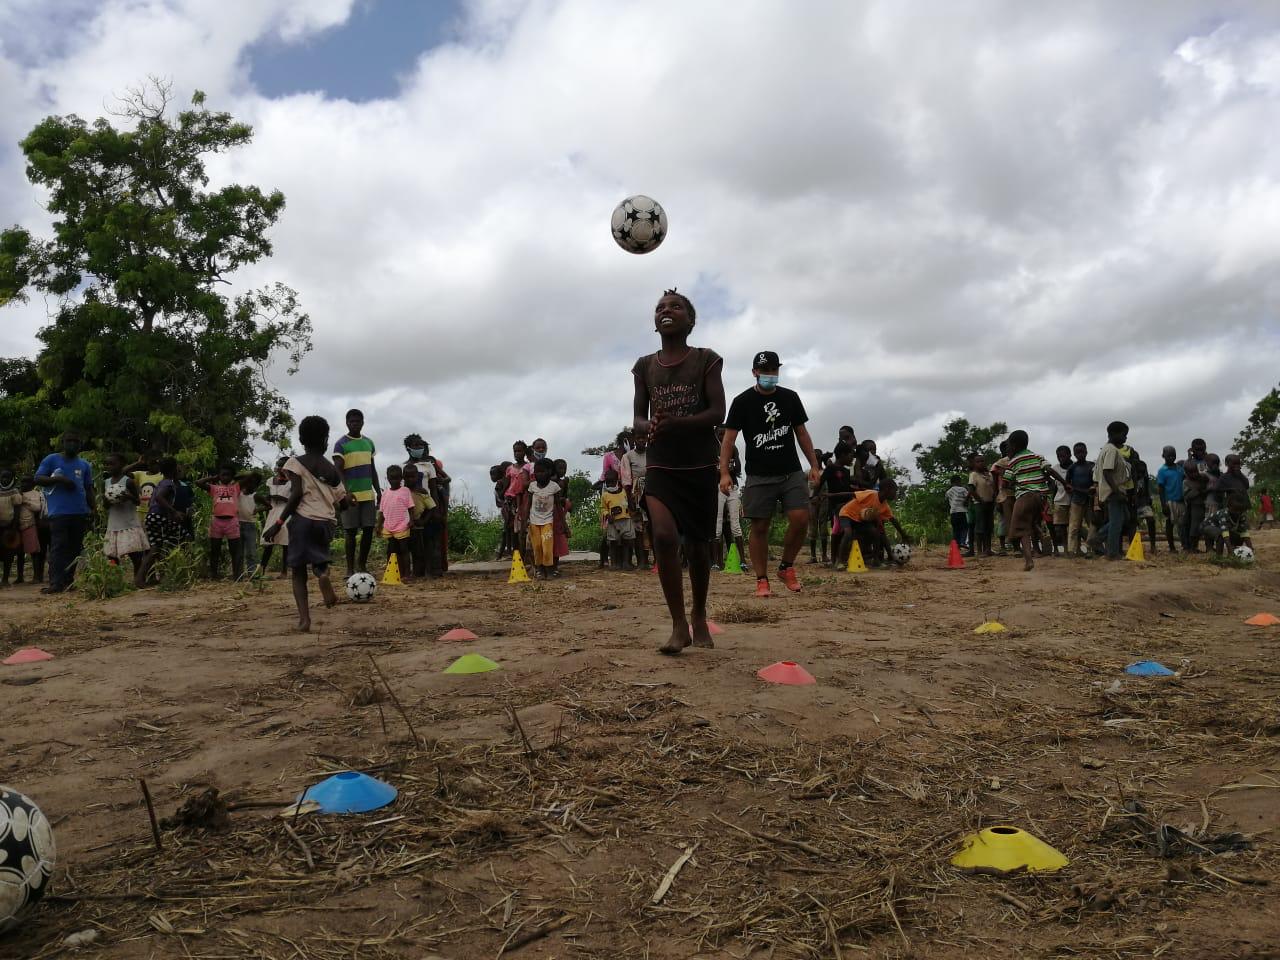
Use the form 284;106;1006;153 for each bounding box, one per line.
1002;430;1067;571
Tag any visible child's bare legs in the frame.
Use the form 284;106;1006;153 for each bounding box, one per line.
687;539;713;648
291;566;312;631
317;570;337;607
129;551;146;588
229;537;244;580
209;537;223;579
648;498;691;655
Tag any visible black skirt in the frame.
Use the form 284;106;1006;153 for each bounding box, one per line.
643;465;718;542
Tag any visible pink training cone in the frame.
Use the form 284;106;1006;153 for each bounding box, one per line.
438;628;479;642
3;647;55;665
757;660;816;686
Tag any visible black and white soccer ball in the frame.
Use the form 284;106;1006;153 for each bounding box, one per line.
891;543;912;564
0;786;56;934
345;572;377;603
103;484;128;505
1233;545;1255;564
611;194;667;254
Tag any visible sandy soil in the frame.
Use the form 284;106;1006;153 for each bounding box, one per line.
3;534;1279;959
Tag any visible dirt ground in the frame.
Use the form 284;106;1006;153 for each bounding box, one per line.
3;534;1280;960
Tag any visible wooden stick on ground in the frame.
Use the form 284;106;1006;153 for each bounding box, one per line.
507;703;534;758
281;821;315;871
367;653;422;749
498;913;573;955
710;812;827;859
651;842;699;905
138;778;163;852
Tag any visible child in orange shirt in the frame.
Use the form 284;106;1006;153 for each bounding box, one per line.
834;478;909;568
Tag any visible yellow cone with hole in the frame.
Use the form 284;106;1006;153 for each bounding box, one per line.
382;553;403;585
508;549;531;584
1125;534;1145;562
951;826;1068;873
845;540;867;573
974;621;1006;634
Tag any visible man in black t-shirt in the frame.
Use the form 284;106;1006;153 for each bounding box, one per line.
719;350;821;596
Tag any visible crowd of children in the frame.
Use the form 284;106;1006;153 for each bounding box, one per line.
490;438;590;579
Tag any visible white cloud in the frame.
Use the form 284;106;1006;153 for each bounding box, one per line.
3;0;1280;501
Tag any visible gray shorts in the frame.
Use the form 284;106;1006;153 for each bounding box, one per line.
741;471;810;519
605;518;635;542
340;499;377;531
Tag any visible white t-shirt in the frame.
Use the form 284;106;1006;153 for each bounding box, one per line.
1049;464;1071;507
945;485;969;513
237;492;258;522
528;480;560;525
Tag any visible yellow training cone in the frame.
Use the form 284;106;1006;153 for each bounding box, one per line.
1125;535;1145;562
951;826;1068;874
845;540;867;573
381;553;403;585
974;621;1006;634
445;653;500;675
508;549;531;584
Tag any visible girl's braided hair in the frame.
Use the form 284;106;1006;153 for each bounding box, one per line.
662;288;696;323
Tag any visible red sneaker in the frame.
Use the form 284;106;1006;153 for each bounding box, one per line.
779;566;802;592
754;577;771;598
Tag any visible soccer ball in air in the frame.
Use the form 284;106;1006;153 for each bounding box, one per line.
891;543;912;564
0;786;56;934
1233;545;1255;564
611;195;667;254
345;572;377;603
103;484;128;505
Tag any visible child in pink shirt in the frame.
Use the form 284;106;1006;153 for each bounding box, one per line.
378;465;415;581
198;466;243;580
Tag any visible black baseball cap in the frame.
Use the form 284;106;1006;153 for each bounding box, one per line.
752;350;782;370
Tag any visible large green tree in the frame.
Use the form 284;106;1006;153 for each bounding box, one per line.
1235;384;1280;488
911;417;1007;483
0;82;310;466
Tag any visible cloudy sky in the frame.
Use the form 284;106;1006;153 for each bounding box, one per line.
2;0;1279;505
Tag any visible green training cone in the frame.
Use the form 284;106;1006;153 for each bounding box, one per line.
444;653;501;675
723;543;744;574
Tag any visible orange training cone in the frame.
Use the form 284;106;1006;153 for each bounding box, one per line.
757;661;816;685
439;628;478;642
946;540;966;569
1245;613;1280;626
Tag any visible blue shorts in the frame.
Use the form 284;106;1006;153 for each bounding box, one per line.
287;514;335;574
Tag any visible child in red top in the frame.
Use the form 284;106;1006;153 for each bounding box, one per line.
1260;489;1274;528
198;465;244;580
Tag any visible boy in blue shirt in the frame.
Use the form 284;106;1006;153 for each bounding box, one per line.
34;431;97;594
1155;445;1183;553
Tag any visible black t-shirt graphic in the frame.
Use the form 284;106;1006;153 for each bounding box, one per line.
724;386;808;476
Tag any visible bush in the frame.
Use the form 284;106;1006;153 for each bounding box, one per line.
892;480;952;546
76;534;133;600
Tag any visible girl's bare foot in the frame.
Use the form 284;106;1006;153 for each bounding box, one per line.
296;617;311;632
659;624;692;656
689;620;714;648
1024;558;1035;572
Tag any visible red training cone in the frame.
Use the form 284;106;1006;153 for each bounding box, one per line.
946;540;966;569
1245;613;1279;627
757;660;816;685
438;628;478;642
3;647;55;665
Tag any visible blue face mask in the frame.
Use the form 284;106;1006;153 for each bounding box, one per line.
532;451;545;461
408;447;425;459
756;375;779;390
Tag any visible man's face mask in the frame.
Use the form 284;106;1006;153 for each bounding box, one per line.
756;374;779;390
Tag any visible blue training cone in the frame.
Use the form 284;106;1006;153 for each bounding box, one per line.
1125;660;1175;677
300;771;397;814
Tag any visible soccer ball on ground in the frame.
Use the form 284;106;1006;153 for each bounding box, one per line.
1233;545;1255;564
611;194;667;254
345;572;377;603
0;786;56;934
891;543;912;564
